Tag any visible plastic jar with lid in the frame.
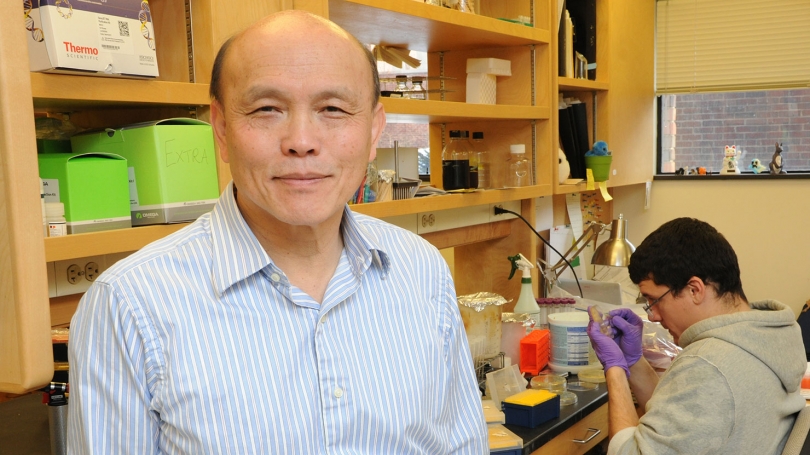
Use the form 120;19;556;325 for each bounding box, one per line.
45;202;67;237
507;144;530;187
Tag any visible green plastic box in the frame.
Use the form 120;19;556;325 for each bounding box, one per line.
70;118;220;226
38;152;132;234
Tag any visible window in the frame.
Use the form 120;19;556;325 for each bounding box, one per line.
655;0;810;174
658;90;810;173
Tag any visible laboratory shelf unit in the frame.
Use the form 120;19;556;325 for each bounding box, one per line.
329;0;551;52
352;185;551;219
381;98;550;123
558;77;609;92
44;224;189;263
31;74;211;109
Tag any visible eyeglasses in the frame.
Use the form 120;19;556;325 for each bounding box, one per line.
643;288;672;318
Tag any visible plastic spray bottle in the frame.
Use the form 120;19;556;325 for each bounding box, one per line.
508;253;540;329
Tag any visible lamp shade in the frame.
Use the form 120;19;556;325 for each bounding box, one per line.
592;214;636;267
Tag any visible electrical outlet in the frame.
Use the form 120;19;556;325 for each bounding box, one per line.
85;262;100;281
54;256;106;297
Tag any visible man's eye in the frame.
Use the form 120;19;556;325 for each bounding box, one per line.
324;106;346;113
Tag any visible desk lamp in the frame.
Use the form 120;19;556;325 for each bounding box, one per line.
543;214;636;297
493;206;635;298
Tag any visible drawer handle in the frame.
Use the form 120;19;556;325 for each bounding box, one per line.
572;428;601;444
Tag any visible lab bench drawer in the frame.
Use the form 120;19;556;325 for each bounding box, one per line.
530;403;608;455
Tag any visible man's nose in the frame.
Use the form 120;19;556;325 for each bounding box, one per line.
281;110;319;156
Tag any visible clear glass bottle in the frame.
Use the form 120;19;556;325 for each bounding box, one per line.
471;132;489;189
395;75;410;99
410;77;426;100
507;144;530;187
441;130;470;191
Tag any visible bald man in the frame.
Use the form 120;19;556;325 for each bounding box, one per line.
68;11;487;454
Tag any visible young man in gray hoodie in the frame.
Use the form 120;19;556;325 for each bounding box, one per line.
589;217;806;455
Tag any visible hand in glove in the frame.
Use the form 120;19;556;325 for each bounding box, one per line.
608;308;644;368
587;320;629;377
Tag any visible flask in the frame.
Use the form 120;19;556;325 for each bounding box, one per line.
507;144;530;187
441;130;470;191
471;132;489;189
410;77;426;100
45;202;67;237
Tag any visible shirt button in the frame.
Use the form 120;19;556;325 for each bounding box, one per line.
319;314;328;324
334;387;344;398
270;273;281;282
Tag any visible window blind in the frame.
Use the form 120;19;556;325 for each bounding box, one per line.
656;0;810;94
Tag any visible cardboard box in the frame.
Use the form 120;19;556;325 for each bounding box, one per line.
466;73;498;104
25;0;158;78
70;118;219;226
38;152;132;234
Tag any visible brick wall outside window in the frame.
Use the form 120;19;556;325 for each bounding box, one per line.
660;89;810;173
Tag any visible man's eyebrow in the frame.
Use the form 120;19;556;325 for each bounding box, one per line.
241;85;361;105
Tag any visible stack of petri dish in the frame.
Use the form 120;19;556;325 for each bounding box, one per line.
530;373;567;394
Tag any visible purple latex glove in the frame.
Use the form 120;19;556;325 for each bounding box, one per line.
608;308;644;367
587;320;629;377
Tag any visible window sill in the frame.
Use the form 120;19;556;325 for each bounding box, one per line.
655;172;810;181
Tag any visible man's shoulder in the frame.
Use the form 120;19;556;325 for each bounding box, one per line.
351;211;434;250
99;214;214;285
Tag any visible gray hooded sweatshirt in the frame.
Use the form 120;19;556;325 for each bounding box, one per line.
610;300;806;455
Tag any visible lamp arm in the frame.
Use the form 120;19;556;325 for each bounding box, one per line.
548;222;606;278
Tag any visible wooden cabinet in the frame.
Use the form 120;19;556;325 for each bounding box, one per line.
0;0;653;393
530;403;608;455
554;0;655;195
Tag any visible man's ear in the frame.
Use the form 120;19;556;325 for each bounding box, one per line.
367;102;386;163
687;276;707;305
211;99;230;163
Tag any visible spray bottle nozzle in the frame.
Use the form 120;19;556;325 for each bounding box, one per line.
507;253;534;279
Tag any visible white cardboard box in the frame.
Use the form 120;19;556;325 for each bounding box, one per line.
466;73;498;104
25;0;159;78
466;58;512;77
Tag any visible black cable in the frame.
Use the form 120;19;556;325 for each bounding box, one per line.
495;206;584;298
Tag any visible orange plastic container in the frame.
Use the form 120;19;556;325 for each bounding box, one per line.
519;329;550;375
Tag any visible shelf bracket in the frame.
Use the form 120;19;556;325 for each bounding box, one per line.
185;0;195;83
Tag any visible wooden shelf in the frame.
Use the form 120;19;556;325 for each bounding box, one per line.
31;73;210;109
382;98;550;123
44;224;188;262
329;0;550;52
553;180;615;195
351;184;551;218
558;77;609;92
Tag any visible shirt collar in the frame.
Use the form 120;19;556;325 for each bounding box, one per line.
211;182;390;296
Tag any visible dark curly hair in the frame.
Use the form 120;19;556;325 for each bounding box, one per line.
628;217;747;302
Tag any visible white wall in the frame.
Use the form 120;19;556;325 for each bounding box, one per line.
613;180;810;316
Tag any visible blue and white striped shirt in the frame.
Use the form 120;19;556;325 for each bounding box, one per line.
68;182;487;454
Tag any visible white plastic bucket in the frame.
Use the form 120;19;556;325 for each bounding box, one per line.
547;312;601;374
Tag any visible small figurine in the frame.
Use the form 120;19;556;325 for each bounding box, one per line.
749;158;767;174
688;167;699;175
558;148;570;184
769;142;786;175
720;145;741;175
585;140;609;156
697;167;707;175
675;167;687;175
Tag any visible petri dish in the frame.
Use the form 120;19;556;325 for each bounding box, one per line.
578;368;606;384
559;391;578;406
567;381;598;392
531;373;567;393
